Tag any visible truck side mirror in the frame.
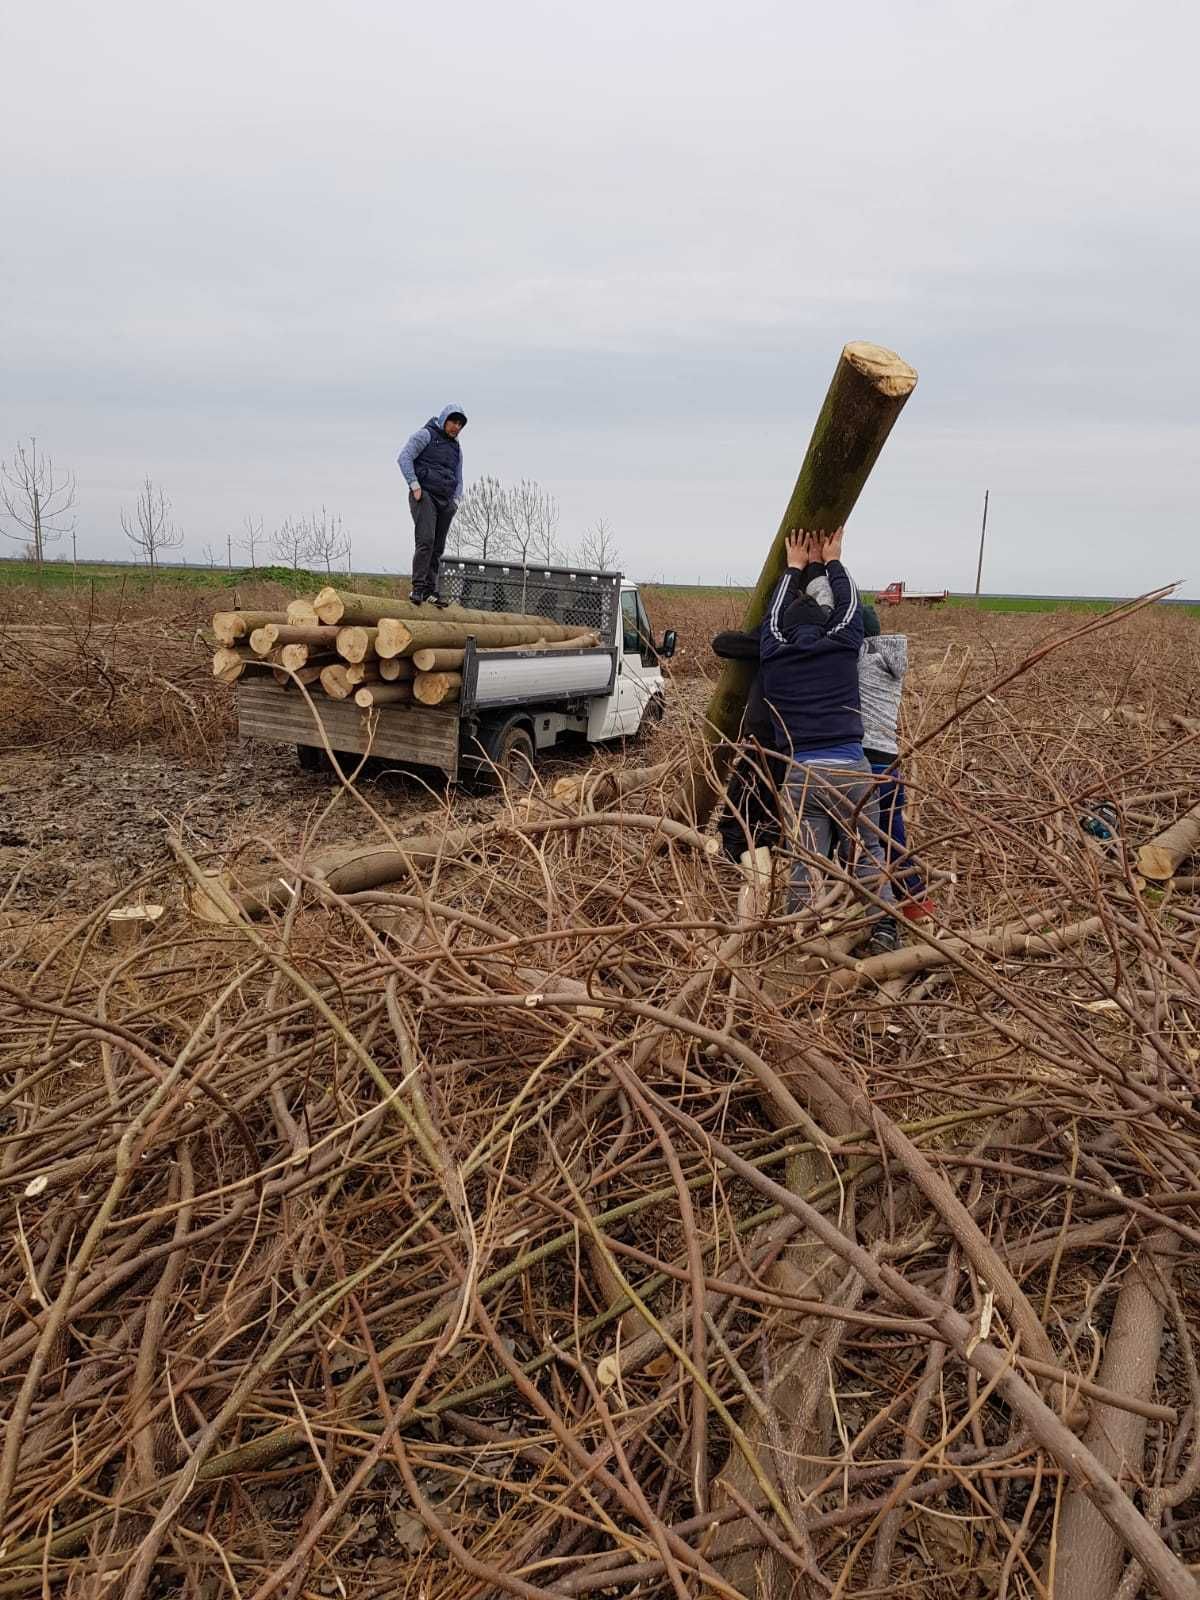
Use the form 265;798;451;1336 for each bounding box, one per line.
659;629;677;660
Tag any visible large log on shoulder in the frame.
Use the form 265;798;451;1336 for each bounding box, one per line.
681;341;918;824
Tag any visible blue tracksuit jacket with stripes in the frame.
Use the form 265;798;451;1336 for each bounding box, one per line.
758;559;865;755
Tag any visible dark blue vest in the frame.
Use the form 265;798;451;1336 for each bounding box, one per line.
414;418;460;503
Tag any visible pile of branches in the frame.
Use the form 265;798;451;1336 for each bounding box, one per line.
2;605;1200;1599
0;592;229;760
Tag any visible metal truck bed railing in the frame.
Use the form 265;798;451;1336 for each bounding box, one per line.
439;560;620;642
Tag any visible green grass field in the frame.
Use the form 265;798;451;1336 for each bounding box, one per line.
2;559;1196;616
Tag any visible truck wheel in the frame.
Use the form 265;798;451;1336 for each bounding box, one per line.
644;694;666;727
494;723;536;790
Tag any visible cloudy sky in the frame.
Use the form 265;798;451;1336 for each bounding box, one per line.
3;0;1198;594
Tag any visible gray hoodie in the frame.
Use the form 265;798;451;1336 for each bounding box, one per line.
858;634;908;756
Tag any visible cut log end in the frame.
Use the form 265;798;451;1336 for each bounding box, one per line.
249;625;280;656
286;600;319;624
378;656;414;681
336;626;372;664
1136;845;1176;882
842;340;919;397
413;671;462;706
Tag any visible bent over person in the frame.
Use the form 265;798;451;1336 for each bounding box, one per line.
759;527;897;952
396;404;467;606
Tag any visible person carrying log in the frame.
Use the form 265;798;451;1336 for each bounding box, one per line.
759;527;898;951
396;404;468;607
709;558;835;861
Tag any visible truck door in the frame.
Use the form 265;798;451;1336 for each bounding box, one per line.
615;589;659;734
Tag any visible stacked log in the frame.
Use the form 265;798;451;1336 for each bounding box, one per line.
210;593;600;716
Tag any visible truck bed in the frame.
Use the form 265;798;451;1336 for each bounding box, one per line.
238;679;463;775
236;640;618;780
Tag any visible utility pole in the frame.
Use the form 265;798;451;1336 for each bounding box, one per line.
974;489;989;597
227;532;234;571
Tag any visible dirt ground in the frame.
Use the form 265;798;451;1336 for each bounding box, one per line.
0;706;680;914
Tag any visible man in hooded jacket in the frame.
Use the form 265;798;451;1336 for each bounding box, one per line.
397;405;467;605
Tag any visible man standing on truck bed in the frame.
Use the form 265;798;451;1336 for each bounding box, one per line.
397;404;468;607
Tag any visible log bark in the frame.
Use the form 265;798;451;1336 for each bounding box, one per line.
410;635;598;672
1051;1230;1179;1600
250;624;339;656
680;341;918;824
552;759;675;810
192;814;719;921
286;599;320;624
335;626;379;664
411;647;466;673
212;610;288;646
378;657;414;682
376;617;592;657
314;587;553;627
354;683;414;707
413;671;462;706
1136;800;1200;881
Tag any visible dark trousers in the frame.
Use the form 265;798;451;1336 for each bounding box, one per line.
864;751;927;900
409;491;455;595
716;744;789;861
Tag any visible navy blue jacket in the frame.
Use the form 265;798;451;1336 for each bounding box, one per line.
759;559;865;754
396;404;467;505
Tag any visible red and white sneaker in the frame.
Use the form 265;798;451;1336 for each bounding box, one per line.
900;898;936;923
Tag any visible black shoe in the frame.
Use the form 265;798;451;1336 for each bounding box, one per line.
410;590;428;606
429;590;451;609
864;916;900;957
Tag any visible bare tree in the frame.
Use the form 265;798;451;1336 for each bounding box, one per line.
300;506;349;575
1;437;76;568
273;517;308;570
508;479;560;567
121;478;182;581
579;517;621;572
455;476;514;561
201;542;219;568
239;514;265;569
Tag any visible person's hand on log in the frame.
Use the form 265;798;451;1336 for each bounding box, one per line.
821;526;846;562
785;529;820;568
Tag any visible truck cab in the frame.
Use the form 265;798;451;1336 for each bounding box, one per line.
445;560;674;758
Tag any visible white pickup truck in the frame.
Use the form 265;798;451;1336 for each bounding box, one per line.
236;560;676;784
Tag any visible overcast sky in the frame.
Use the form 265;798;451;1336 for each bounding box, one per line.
3;0;1198;594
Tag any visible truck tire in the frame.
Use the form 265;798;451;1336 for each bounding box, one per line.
475;716;536;790
495;722;536;789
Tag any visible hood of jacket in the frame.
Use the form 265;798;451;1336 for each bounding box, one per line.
862;634;907;676
436;404;468;429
